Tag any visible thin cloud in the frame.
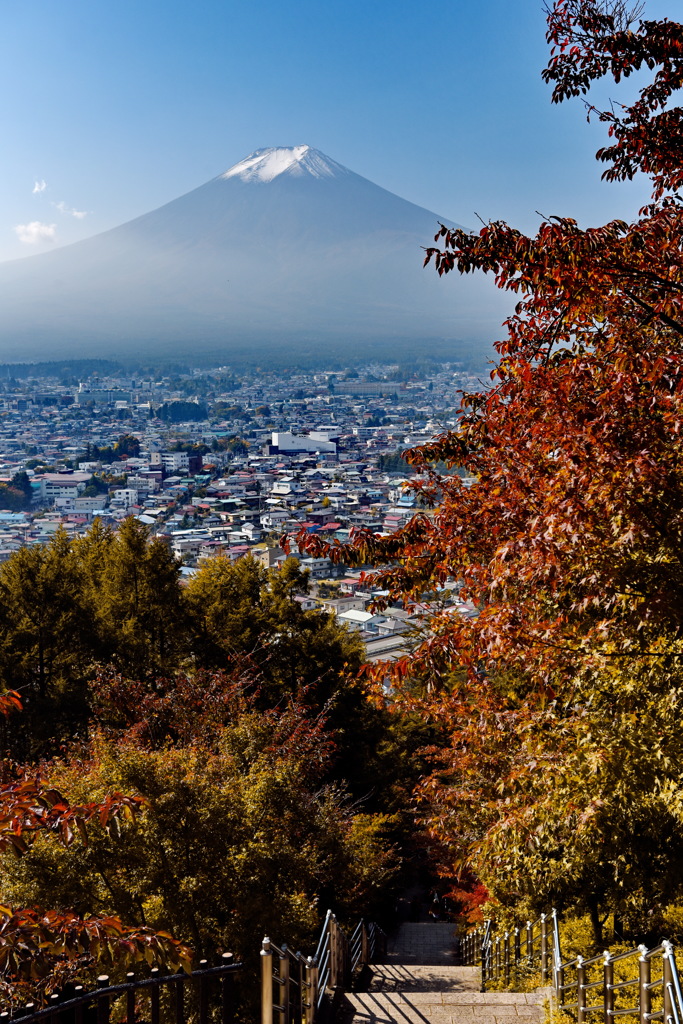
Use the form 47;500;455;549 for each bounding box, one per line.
14;221;57;244
32;180;47;194
55;200;87;219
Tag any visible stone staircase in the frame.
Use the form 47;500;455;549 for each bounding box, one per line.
339;922;547;1024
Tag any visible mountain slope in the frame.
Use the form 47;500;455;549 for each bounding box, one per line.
0;146;506;365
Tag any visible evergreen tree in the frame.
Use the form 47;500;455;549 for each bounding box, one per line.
0;529;90;754
91;518;185;677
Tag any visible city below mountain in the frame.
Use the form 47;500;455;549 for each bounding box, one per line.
0;146;507;367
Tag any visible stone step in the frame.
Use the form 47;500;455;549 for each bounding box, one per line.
339;990;545;1024
387;922;460;966
369;966;481;992
337;918;547;1024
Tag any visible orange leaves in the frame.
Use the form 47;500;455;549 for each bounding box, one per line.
0;693;21;718
0;905;192;999
0;765;190;1002
304;0;683;928
425;211;683;358
90;663;261;748
543;2;683;198
0;773;146;857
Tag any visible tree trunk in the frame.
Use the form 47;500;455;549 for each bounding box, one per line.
588;896;603;945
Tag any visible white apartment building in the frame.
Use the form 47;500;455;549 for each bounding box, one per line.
112;489;139;507
40;473;91;502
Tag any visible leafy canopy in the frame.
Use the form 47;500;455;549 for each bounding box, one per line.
298;0;683;937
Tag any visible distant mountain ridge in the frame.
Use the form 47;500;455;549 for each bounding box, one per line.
0;145;505;366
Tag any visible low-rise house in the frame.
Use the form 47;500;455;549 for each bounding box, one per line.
299;556;334;579
317;595;366;615
337;609;378;632
260;508;289;529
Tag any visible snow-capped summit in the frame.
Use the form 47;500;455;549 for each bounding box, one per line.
0;144;506;365
222;145;346;183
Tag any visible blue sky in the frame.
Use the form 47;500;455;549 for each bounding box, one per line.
0;0;671;262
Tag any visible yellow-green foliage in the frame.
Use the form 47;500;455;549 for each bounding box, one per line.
543;1000;573;1024
0;721;399;959
483;908;681;1024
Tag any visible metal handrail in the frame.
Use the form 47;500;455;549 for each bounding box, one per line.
4;955;242;1024
315;910;333;964
462;908;683;1024
261;911;386;1024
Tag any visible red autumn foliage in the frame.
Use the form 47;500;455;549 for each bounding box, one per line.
295;2;683;928
0;693;191;1005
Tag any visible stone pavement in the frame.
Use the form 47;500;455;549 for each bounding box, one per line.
338;923;547;1024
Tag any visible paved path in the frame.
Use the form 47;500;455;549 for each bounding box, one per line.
338;923;546;1024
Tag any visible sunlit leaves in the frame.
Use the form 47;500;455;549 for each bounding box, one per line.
296;1;683;934
543;1;683;198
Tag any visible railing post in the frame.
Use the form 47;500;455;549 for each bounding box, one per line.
221;953;235;1024
294;953;304;1024
74;987;84;1024
48;991;59;1024
361;922;369;967
541;914;549;984
663;942;674;1024
175;973;185;1024
558;964;565;1011
198;959;209;1024
329;915;338;989
125;972;136;1024
514;927;521;981
261;937;274;1024
504;932;510;988
577;956;586;1024
527;921;533;964
305;956;318;1024
604;951;614;1024
344;927;352;988
279;945;290;1024
150;967;160;1024
639;946;651;1024
97;976;110;1024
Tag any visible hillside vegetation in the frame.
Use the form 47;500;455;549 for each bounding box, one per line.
3;0;683;1007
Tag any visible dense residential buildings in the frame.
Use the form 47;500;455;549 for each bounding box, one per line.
0;360;480;660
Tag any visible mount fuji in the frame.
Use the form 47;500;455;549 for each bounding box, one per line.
0;146;506;366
